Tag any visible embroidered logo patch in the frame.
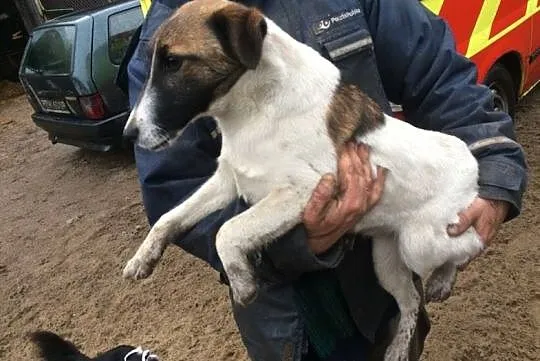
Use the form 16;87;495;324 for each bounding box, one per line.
313;8;362;35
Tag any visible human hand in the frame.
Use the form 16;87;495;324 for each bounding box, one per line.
447;197;510;267
303;143;387;255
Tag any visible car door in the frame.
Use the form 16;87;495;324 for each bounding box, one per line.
524;6;540;93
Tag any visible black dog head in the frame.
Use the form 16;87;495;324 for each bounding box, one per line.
30;331;159;361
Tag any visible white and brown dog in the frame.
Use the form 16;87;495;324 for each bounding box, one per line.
122;1;483;360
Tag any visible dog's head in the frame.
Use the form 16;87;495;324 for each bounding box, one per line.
30;331;159;361
124;0;268;150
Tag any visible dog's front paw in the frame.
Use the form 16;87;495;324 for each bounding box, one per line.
123;255;155;280
227;263;258;306
231;281;257;306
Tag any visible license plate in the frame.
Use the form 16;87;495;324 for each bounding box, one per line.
39;98;70;114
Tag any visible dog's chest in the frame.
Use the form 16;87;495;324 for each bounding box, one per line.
219;124;337;205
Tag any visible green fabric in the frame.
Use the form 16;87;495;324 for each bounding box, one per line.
293;270;358;359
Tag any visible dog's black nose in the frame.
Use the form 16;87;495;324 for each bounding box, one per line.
123;122;139;143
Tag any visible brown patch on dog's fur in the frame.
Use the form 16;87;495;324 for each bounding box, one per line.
154;0;236;82
157;0;229;57
326;83;385;147
152;0;266;99
210;5;267;69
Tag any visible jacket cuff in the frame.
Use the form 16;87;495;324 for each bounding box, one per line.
262;225;346;281
477;158;527;222
478;185;521;222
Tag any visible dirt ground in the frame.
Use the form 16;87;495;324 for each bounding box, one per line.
0;80;538;361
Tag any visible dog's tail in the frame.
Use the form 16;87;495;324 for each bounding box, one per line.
30;331;90;361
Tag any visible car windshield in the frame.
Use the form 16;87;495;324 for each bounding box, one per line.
24;26;76;75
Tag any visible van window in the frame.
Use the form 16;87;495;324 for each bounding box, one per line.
108;7;143;65
25;26;76;75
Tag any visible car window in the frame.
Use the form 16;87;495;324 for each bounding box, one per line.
25;26;76;75
108;7;143;65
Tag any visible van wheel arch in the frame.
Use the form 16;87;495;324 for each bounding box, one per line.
483;53;521;117
484;63;517;117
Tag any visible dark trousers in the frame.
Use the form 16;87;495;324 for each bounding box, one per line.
302;278;431;361
368;277;431;361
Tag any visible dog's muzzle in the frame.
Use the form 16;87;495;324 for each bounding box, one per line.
124;346;159;361
123;120;139;143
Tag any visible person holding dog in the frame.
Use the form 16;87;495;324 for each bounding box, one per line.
125;0;527;360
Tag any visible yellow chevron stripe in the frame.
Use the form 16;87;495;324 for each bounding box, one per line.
421;0;445;15
467;0;501;58
139;0;152;16
467;0;540;58
526;0;540;15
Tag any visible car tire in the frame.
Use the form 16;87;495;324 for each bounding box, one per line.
483;63;517;117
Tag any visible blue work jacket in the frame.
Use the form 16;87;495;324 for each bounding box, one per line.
126;1;528;360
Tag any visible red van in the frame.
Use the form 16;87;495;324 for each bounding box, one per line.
422;0;539;115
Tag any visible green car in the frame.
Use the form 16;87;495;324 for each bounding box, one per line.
19;0;143;151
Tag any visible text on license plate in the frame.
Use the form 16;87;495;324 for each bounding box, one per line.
39;98;70;114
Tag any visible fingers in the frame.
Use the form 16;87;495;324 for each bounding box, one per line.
303;143;385;246
475;215;496;246
369;167;387;205
356;142;372;180
447;212;472;237
304;142;387;255
348;143;386;210
471;199;507;246
447;198;509;246
338;143;357;195
336;143;386;213
303;173;343;255
447;202;482;237
340;143;368;215
480;199;509;246
303;173;336;224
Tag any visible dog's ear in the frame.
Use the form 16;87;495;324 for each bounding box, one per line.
209;5;267;69
30;331;90;361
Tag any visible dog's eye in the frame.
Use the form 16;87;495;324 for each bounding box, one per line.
163;55;182;72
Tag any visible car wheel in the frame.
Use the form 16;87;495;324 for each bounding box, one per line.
483;63;517;117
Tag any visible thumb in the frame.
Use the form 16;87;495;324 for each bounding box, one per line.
447;211;474;237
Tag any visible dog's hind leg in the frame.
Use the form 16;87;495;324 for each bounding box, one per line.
216;187;305;306
373;234;420;361
123;165;236;280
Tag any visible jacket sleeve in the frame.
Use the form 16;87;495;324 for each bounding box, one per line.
127;0;344;279
364;0;528;220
